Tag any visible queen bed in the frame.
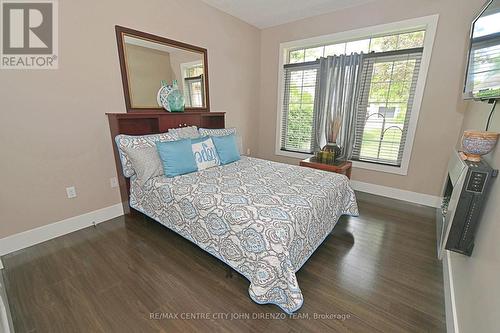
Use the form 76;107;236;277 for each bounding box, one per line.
116;131;358;313
108;26;359;313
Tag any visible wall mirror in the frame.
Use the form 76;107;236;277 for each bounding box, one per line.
116;26;210;112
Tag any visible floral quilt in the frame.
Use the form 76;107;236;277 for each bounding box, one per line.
129;156;358;313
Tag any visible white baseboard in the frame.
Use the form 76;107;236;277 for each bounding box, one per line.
443;251;459;333
350;180;441;208
0;204;124;256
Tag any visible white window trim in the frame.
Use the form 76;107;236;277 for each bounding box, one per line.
275;15;439;176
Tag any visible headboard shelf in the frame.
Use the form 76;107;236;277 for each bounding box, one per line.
106;111;225;213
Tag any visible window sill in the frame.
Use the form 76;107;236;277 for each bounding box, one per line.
351;160;408;175
274;149;408;175
275;149;313;160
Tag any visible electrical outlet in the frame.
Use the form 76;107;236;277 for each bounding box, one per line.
66;186;77;199
246;148;251;156
110;177;119;188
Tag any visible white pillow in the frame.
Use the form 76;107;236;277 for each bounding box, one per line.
191;137;220;171
168;126;201;140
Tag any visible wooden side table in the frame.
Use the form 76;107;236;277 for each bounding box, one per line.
299;158;352;179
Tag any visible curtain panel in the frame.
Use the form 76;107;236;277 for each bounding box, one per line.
313;53;364;159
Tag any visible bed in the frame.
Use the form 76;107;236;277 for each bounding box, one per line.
127;155;358;313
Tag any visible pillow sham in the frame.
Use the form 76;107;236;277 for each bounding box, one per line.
191;137;220;171
211;134;240;165
199;127;242;153
121;146;163;186
198;127;236;137
156;139;198;177
115;132;176;178
168;126;201;140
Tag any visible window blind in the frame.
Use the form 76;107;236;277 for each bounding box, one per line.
352;48;423;166
281;61;320;153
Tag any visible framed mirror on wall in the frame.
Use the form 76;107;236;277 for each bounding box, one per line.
115;26;210;112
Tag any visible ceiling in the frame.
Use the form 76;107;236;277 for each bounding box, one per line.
199;0;377;29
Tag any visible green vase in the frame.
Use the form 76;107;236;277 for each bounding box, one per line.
167;80;185;112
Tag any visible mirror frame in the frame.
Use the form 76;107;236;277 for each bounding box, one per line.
115;25;210;112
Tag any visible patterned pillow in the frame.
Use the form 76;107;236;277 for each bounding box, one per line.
121;146;163;185
198;127;242;153
198;127;236;137
115;132;176;178
168;126;201;140
191;137;220;171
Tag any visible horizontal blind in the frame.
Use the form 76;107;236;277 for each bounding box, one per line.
352;49;422;166
281;61;320;153
466;34;500;99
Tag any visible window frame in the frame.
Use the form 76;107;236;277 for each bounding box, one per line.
275;15;439;175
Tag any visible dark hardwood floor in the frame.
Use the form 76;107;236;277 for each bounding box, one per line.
2;193;446;332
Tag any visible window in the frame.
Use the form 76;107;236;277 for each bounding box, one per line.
182;63;205;107
185;64;204;77
352;49;422;166
465;9;500;99
288;31;425;64
276;17;437;174
280;62;319;153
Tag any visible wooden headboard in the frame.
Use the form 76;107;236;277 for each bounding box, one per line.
106;111;225;214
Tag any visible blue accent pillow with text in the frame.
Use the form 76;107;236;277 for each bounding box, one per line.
156;139;198;177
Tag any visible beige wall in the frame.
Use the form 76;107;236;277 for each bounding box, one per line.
257;0;486;196
126;44;174;108
0;0;260;238
450;101;500;333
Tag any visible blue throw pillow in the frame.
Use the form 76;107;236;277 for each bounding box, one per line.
191;136;209;144
156;139;198;177
211;134;240;165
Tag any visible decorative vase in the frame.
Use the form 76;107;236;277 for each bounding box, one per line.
462;130;499;162
321;142;342;163
157;80;173;111
167;80;185;112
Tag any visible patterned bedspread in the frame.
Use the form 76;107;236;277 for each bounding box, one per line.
130;156;358;313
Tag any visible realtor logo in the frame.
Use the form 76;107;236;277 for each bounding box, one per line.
1;0;58;69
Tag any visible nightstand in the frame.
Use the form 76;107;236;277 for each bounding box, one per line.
299;157;352;179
